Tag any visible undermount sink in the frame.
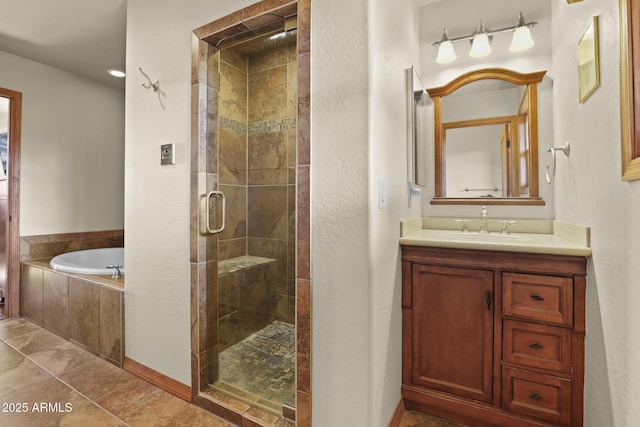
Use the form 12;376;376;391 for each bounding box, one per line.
438;231;532;242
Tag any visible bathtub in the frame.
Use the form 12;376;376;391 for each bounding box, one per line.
50;247;124;275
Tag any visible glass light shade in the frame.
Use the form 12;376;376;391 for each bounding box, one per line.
469;33;492;58
510;26;535;52
436;40;457;64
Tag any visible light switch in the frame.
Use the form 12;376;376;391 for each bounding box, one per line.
161;143;175;165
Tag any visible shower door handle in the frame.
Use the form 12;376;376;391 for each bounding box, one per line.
205;191;226;234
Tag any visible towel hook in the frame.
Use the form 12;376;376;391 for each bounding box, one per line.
545;142;571;184
138;67;160;92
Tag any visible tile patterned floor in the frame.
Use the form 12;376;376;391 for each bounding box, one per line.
216;321;295;412
0;317;463;427
0;318;234;426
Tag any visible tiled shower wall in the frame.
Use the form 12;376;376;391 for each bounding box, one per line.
215;41;297;351
191;1;310;424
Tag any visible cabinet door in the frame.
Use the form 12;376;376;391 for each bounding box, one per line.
411;264;494;403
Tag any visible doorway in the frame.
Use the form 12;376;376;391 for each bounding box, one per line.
0;87;22;320
190;0;312;424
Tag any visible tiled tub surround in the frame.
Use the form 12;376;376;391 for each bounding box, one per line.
20;229;124;262
20;259;124;367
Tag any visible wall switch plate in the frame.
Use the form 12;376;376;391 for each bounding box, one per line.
161;143;175;165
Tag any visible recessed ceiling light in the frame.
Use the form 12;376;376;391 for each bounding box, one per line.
107;69;126;78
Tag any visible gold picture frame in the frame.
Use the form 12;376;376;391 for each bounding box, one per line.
577;16;600;103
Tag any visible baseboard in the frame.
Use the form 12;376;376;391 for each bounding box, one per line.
388;398;405;427
123;356;191;402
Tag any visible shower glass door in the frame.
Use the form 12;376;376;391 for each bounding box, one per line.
205;22;297;416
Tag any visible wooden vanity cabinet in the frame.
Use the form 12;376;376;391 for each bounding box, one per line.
401;246;587;427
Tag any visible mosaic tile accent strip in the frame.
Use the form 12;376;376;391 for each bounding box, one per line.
248;118;296;135
219;116;247;134
218;116;296;136
216;320;295;408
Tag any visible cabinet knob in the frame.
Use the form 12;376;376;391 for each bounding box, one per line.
529;294;545;301
529;343;544;350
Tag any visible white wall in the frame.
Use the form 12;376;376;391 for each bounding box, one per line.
368;0;423;423
0;51;124;235
311;0;421;425
551;1;640;425
311;0;370;423
124;0;256;385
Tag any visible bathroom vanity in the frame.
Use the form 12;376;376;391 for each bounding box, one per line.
400;218;591;427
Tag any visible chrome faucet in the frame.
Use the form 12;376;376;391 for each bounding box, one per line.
500;220;517;235
480;206;489;234
455;219;471;232
107;264;122;279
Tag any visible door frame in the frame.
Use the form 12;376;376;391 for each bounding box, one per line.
0;87;22;318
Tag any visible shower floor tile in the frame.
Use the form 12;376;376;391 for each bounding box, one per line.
215;320;295;410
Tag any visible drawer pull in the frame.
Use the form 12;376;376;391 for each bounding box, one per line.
530;294;545;301
529;392;543;401
529;343;544;350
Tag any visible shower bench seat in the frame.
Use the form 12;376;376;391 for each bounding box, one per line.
217;255;276;275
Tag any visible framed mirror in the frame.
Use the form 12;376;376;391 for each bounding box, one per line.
406;66;429;187
620;0;640;180
426;68;546;205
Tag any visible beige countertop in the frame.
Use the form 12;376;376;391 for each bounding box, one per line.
400;217;592;257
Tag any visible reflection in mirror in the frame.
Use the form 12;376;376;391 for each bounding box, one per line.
406;66;429;187
446;121;511;198
427;68;546;205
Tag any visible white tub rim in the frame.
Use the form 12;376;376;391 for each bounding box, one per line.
50;247;124;276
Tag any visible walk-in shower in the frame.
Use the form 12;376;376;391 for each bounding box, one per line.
200;21;298;416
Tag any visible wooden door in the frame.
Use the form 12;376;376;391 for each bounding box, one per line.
411;264;494;403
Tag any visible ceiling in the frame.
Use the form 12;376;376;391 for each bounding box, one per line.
0;0;127;89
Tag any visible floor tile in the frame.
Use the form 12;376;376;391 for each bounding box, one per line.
58;359;138;401
399;409;467;427
157;404;235;426
0;357;55;397
0;318;42;340
0;376;90;426
96;378;189;426
28;339;100;376
2;326;68;355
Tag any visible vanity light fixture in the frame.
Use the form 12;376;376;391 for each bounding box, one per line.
432;12;537;64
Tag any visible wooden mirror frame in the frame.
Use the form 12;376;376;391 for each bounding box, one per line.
620;0;640;181
427;68;547;205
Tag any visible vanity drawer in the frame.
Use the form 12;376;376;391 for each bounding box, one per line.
502;273;573;325
503;320;572;373
502;367;571;425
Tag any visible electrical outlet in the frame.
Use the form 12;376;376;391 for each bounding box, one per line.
161;143;175;165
